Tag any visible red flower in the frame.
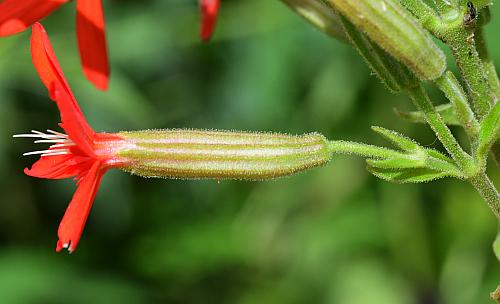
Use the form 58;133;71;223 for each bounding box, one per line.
14;23;125;253
200;0;220;41
0;0;109;90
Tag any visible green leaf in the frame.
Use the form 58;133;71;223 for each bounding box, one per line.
367;157;423;170
367;166;451;183
425;149;454;164
372;126;420;152
394;103;461;126
477;101;500;159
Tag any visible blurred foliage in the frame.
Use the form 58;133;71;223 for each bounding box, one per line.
0;0;499;303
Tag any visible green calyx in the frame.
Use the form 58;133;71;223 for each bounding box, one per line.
326;0;447;80
281;0;348;42
116;129;333;180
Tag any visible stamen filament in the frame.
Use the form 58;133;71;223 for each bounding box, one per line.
23;149;69;156
34;139;69;144
13;130;74;157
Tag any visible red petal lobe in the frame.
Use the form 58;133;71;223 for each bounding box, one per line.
56;161;104;253
0;0;68;36
76;0;110;90
31;23;96;156
200;0;220;42
24;153;93;180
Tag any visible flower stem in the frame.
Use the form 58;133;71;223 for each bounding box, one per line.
475;23;500;101
407;85;474;173
470;172;500;220
328;140;403;159
432;0;459;16
434;71;480;139
399;0;443;32
446;28;494;119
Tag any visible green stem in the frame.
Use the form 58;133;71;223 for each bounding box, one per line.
434;71;480;139
407;85;474;173
432;0;459;16
447;28;493;119
475;25;500;100
470;172;500;220
469;10;500;165
328;140;403;159
399;0;444;33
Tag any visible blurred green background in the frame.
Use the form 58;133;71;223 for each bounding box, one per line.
0;0;499;303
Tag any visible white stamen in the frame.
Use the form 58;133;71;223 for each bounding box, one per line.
46;129;68;137
34;139;69;144
41;151;71;157
13;130;74;157
23;149;69;156
48;143;75;148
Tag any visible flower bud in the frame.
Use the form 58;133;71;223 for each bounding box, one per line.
116;129;332;180
281;0;348;42
326;0;446;80
339;15;418;92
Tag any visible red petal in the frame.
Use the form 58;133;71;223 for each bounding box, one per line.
31;23;96;156
0;0;68;36
56;161;104;253
200;0;220;42
76;0;109;90
24;153;93;180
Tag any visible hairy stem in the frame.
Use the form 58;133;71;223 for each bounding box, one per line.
470;172;500;220
407;85;474;173
432;0;459;15
475;21;500;100
447;28;494;119
328;140;403;159
399;0;443;32
435;71;480;139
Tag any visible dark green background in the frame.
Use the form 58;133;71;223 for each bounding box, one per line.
0;0;499;303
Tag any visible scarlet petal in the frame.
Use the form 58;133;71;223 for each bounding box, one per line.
31;23;96;156
200;0;220;42
0;0;68;36
76;0;110;90
56;161;104;253
24;153;93;180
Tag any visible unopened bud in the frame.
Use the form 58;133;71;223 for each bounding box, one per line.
282;0;348;42
327;0;446;80
339;15;418;92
